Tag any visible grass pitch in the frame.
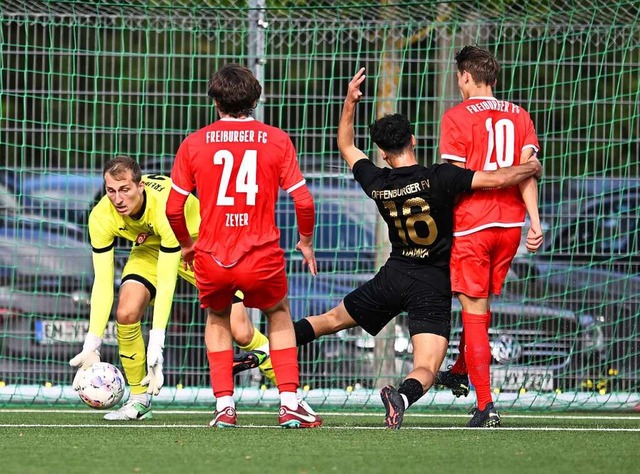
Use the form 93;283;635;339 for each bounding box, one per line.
1;408;639;474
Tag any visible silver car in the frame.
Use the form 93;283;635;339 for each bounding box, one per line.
343;294;605;392
0;213;116;384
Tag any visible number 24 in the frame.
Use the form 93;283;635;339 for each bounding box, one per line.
214;149;259;206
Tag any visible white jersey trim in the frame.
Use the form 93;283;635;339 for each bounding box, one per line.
522;144;540;153
285;179;306;194
219;117;255;122
453;221;525;237
467;96;498;101
171;183;191;196
441;154;465;162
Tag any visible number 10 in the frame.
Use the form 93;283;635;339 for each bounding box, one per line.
483;118;515;170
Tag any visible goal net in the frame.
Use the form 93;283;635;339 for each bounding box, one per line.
1;0;638;411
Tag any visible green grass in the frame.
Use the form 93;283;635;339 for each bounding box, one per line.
1;409;639;474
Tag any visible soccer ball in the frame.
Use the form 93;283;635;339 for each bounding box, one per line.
76;362;125;409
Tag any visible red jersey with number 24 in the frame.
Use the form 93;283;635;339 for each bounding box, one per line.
170;117;306;267
440;97;539;236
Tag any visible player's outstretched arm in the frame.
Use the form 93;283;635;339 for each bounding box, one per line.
337;67;368;169
69;246;115;388
471;158;541;190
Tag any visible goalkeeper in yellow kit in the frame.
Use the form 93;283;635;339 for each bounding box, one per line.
70;156;274;420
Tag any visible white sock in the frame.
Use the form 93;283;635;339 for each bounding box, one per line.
401;394;409;410
216;395;235;412
129;393;150;406
280;391;298;410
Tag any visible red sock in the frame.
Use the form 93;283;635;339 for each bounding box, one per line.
270;347;299;393
451;330;467;374
462;311;493;411
207;350;234;398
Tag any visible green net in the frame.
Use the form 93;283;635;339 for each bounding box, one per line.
0;0;639;410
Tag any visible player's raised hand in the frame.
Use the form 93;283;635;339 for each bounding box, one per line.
346;67;366;104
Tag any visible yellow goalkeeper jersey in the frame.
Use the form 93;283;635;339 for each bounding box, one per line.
87;174;199;336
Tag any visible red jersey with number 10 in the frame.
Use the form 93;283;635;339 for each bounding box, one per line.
170;117;306;267
440;97;539;236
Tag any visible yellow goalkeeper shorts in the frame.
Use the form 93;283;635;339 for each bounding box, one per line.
121;244;243;303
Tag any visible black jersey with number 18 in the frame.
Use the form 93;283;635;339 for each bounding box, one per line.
352;160;475;281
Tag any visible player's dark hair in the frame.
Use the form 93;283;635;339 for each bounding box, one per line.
207;63;262;118
455;45;499;86
103;155;142;183
369;114;413;154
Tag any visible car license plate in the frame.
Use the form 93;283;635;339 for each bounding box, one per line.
35;320;118;345
491;368;553;391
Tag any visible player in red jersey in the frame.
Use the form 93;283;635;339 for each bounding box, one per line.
437;46;543;427
166;63;321;428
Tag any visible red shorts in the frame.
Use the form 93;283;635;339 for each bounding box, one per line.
194;244;287;311
450;226;521;298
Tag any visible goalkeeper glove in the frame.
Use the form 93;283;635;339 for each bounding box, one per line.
69;333;102;390
141;329;165;396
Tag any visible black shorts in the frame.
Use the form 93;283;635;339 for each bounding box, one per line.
343;265;452;339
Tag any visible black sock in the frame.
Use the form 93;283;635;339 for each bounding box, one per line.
398;378;424;408
294;319;316;347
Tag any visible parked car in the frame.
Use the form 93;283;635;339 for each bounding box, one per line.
0;208;214;386
0;212;113;385
278;176;378;274
540;182;640;271
277;178;608;391
508;259;640;391
0;170;616;392
508;182;640;391
339;293;605;392
0;172;378;386
7;170;103;227
449;296;605;391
